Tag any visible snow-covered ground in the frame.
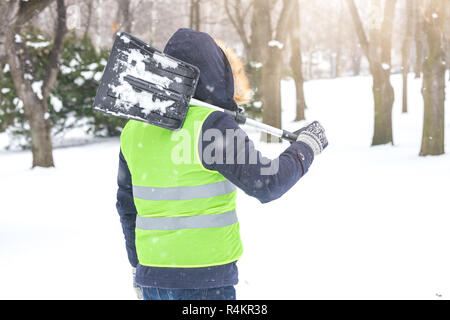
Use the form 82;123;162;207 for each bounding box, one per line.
0;74;449;299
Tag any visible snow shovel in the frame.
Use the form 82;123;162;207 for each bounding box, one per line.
93;32;299;142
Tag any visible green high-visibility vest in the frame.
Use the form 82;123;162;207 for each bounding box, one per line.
120;105;243;268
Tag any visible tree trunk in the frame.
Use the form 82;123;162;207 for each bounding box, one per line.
260;0;296;142
114;0;132;34
346;0;397;146
401;0;413;113
148;0;155;44
29;103;55;167
5;0;66;168
373;0;397;146
261;47;283;136
121;0;132;33
351;33;362;76
371;67;395;145
83;0;94;37
352;51;362;76
248;0;272;98
414;0;423;78
334;2;344;78
290;0;307;121
420;0;446;156
190;0;201;31
334;50;341;78
6;32;55;167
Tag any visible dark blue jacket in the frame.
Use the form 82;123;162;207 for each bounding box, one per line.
116;29;314;289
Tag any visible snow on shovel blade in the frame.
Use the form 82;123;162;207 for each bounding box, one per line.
93;32;200;130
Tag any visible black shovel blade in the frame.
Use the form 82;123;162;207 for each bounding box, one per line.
93;32;200;130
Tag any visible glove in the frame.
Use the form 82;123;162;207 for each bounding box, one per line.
295;121;328;156
132;267;143;300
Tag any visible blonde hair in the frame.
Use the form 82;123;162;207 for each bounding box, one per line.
215;39;254;105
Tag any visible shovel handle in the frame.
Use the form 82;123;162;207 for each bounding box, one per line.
241;117;298;143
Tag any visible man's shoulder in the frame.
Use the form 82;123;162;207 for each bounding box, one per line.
202;111;240;133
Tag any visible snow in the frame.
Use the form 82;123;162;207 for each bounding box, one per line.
94;72;103;82
12;97;23;110
14;34;22;43
50;95;63;112
81;71;95;80
153;52;179;69
31;81;43;100
249;61;263;69
110;83;174;115
119;33;131;44
253;101;262;108
74;77;85;86
268;40;284;49
26;41;50;49
121;49;173;88
87;63;99;71
60;65;74;75
0;74;449;299
69;58;80;68
108;48;175;115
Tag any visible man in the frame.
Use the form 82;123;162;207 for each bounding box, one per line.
116;28;328;300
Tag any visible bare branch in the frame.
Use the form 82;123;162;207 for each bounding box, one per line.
83;0;94;37
345;0;370;58
380;0;397;65
224;0;250;51
42;0;68;100
274;0;296;43
16;0;55;25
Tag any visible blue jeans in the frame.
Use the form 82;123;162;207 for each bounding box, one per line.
142;286;236;300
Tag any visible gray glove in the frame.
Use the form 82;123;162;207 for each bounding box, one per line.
295;121;328;156
132;267;143;300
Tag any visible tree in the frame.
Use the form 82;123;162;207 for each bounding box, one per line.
414;0;424;78
4;0;68;167
190;0;201;31
351;32;363;76
223;0;252;57
419;0;447;156
401;0;413;113
224;0;269;93
259;0;296;141
83;0;95;37
290;0;307;121
224;0;295;139
112;0;135;35
346;0;397;146
1;30;122;148
223;0;269;117
332;1;345;78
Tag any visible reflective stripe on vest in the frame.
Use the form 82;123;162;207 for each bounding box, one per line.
136;210;238;231
133;180;236;201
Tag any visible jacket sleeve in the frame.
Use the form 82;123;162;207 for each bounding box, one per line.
116;149;139;267
200;111;315;203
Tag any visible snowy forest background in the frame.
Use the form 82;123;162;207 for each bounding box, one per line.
0;0;449;300
0;0;448;163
